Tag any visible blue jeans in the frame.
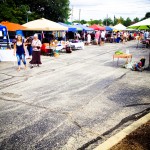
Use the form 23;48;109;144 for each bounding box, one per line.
16;54;26;66
27;45;32;56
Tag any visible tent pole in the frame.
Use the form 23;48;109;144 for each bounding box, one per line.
7;30;11;50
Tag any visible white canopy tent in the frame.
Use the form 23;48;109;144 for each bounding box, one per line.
124;28;136;31
128;18;150;30
113;23;126;31
22;18;68;31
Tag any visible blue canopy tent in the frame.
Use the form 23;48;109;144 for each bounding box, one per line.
58;22;77;32
72;25;82;31
105;26;113;31
75;24;94;31
16;30;24;37
0;25;8;42
0;25;11;49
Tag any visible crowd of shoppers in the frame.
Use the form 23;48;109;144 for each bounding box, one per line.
12;30;149;71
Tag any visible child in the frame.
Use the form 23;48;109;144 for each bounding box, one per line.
132;58;145;72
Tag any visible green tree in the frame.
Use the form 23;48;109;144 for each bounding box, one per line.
73;20;80;24
0;0;70;23
88;19;102;25
80;19;87;24
141;12;150;20
124;17;132;27
103;18;113;26
27;0;70;22
145;12;150;18
117;17;124;24
0;0;16;22
133;17;140;23
113;16;118;25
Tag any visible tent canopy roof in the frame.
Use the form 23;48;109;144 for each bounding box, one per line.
23;18;68;31
105;26;113;31
75;24;94;31
89;24;105;31
113;23;126;31
1;21;26;31
58;22;76;32
128;18;150;30
72;25;83;31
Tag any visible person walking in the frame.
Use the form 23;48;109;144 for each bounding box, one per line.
25;36;33;59
30;34;42;68
14;35;26;71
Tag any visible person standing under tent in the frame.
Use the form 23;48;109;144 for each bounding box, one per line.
99;31;101;45
95;31;100;45
14;35;26;71
133;32;137;40
101;31;106;46
87;33;91;45
62;31;66;41
12;35;17;45
116;31;121;43
25;36;33;59
144;31;149;40
30;34;42;68
76;32;81;40
123;31;127;44
81;30;86;41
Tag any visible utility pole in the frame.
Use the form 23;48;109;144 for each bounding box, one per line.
106;14;108;26
79;9;81;22
114;15;116;25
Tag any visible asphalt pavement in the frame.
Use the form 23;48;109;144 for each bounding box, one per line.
0;41;150;150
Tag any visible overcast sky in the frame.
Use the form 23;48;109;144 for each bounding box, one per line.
69;0;150;21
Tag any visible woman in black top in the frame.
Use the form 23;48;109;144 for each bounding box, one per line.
14;35;26;71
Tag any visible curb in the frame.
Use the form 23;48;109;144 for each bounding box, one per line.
94;113;150;150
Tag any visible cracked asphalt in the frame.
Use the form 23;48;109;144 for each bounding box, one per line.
0;41;150;150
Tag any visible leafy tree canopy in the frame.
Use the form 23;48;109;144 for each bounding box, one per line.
0;0;148;28
0;0;70;24
133;17;140;23
124;17;132;27
141;12;150;20
103;18;113;26
88;19;102;25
